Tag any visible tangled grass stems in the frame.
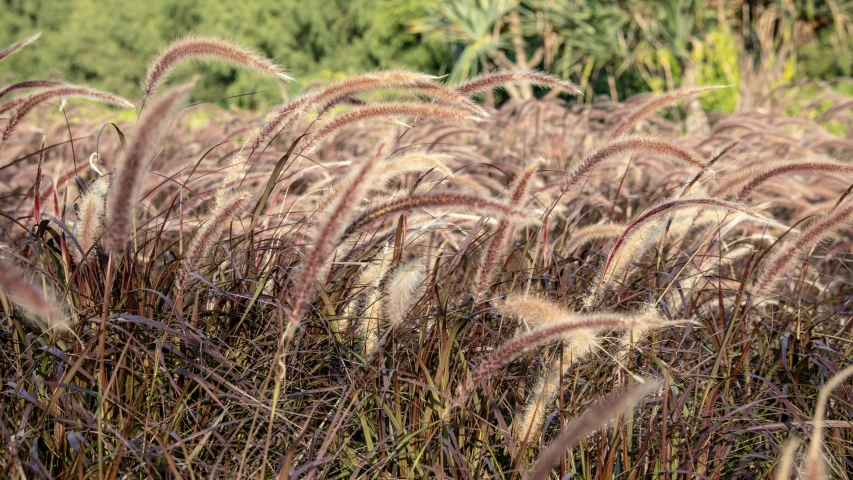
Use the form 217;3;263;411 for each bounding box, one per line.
472;157;547;302
528;380;662;480
455;313;680;407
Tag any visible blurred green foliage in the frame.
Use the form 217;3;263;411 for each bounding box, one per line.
3;0;853;112
0;0;446;108
415;0;853;112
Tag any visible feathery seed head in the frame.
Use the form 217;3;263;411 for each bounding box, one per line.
383;259;426;328
143;35;291;98
72;176;109;263
0;32;41;62
105;84;191;252
455;69;582;97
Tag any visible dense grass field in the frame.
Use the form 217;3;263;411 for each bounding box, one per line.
2;34;853;479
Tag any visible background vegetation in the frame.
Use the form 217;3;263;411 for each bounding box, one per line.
0;0;447;108
4;0;853;111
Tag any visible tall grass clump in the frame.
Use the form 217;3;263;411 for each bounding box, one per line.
3;31;853;479
472;157;546;302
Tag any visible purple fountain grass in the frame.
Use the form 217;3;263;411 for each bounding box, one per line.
142;34;291;99
175;192;249;296
255;70;440;147
346;192;530;234
287;155;383;329
71;177;109;263
472;158;546;301
803;364;853;480
28;162;89;220
455;313;677;406
680;140;739;197
497;294;567;326
376;153;455;182
610;85;728;138
563;136;707;193
600;198;757;288
528;380;662;480
0;32;40;62
2;86;134;142
105;84;191;252
455;69;582;97
0;79;66;101
355;260;387;354
0;257;66;332
712;157;853;200
407;79;488;117
515;356;566;444
0;96;26;116
383;259;426;329
302;102;479;152
563;223;625;254
753;199;853;295
775;439;801;480
497;295;603;443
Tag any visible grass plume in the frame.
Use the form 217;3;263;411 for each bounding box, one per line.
528;380;662;480
472;158;547;301
0;257;66;332
0;32;40;63
456;313;677;406
2;85;134;142
105;84;191;252
142;34;291;99
383;258;426;329
455;69;582;97
0;79;66;101
303;102;478;151
599;198;757;289
563;136;707;193
287;156;383;328
175;192;249;296
803;364;853;479
753;200;853;295
610;85;728;138
71;177;108;263
347;192;530;234
712;157;853;200
255;70;442;146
